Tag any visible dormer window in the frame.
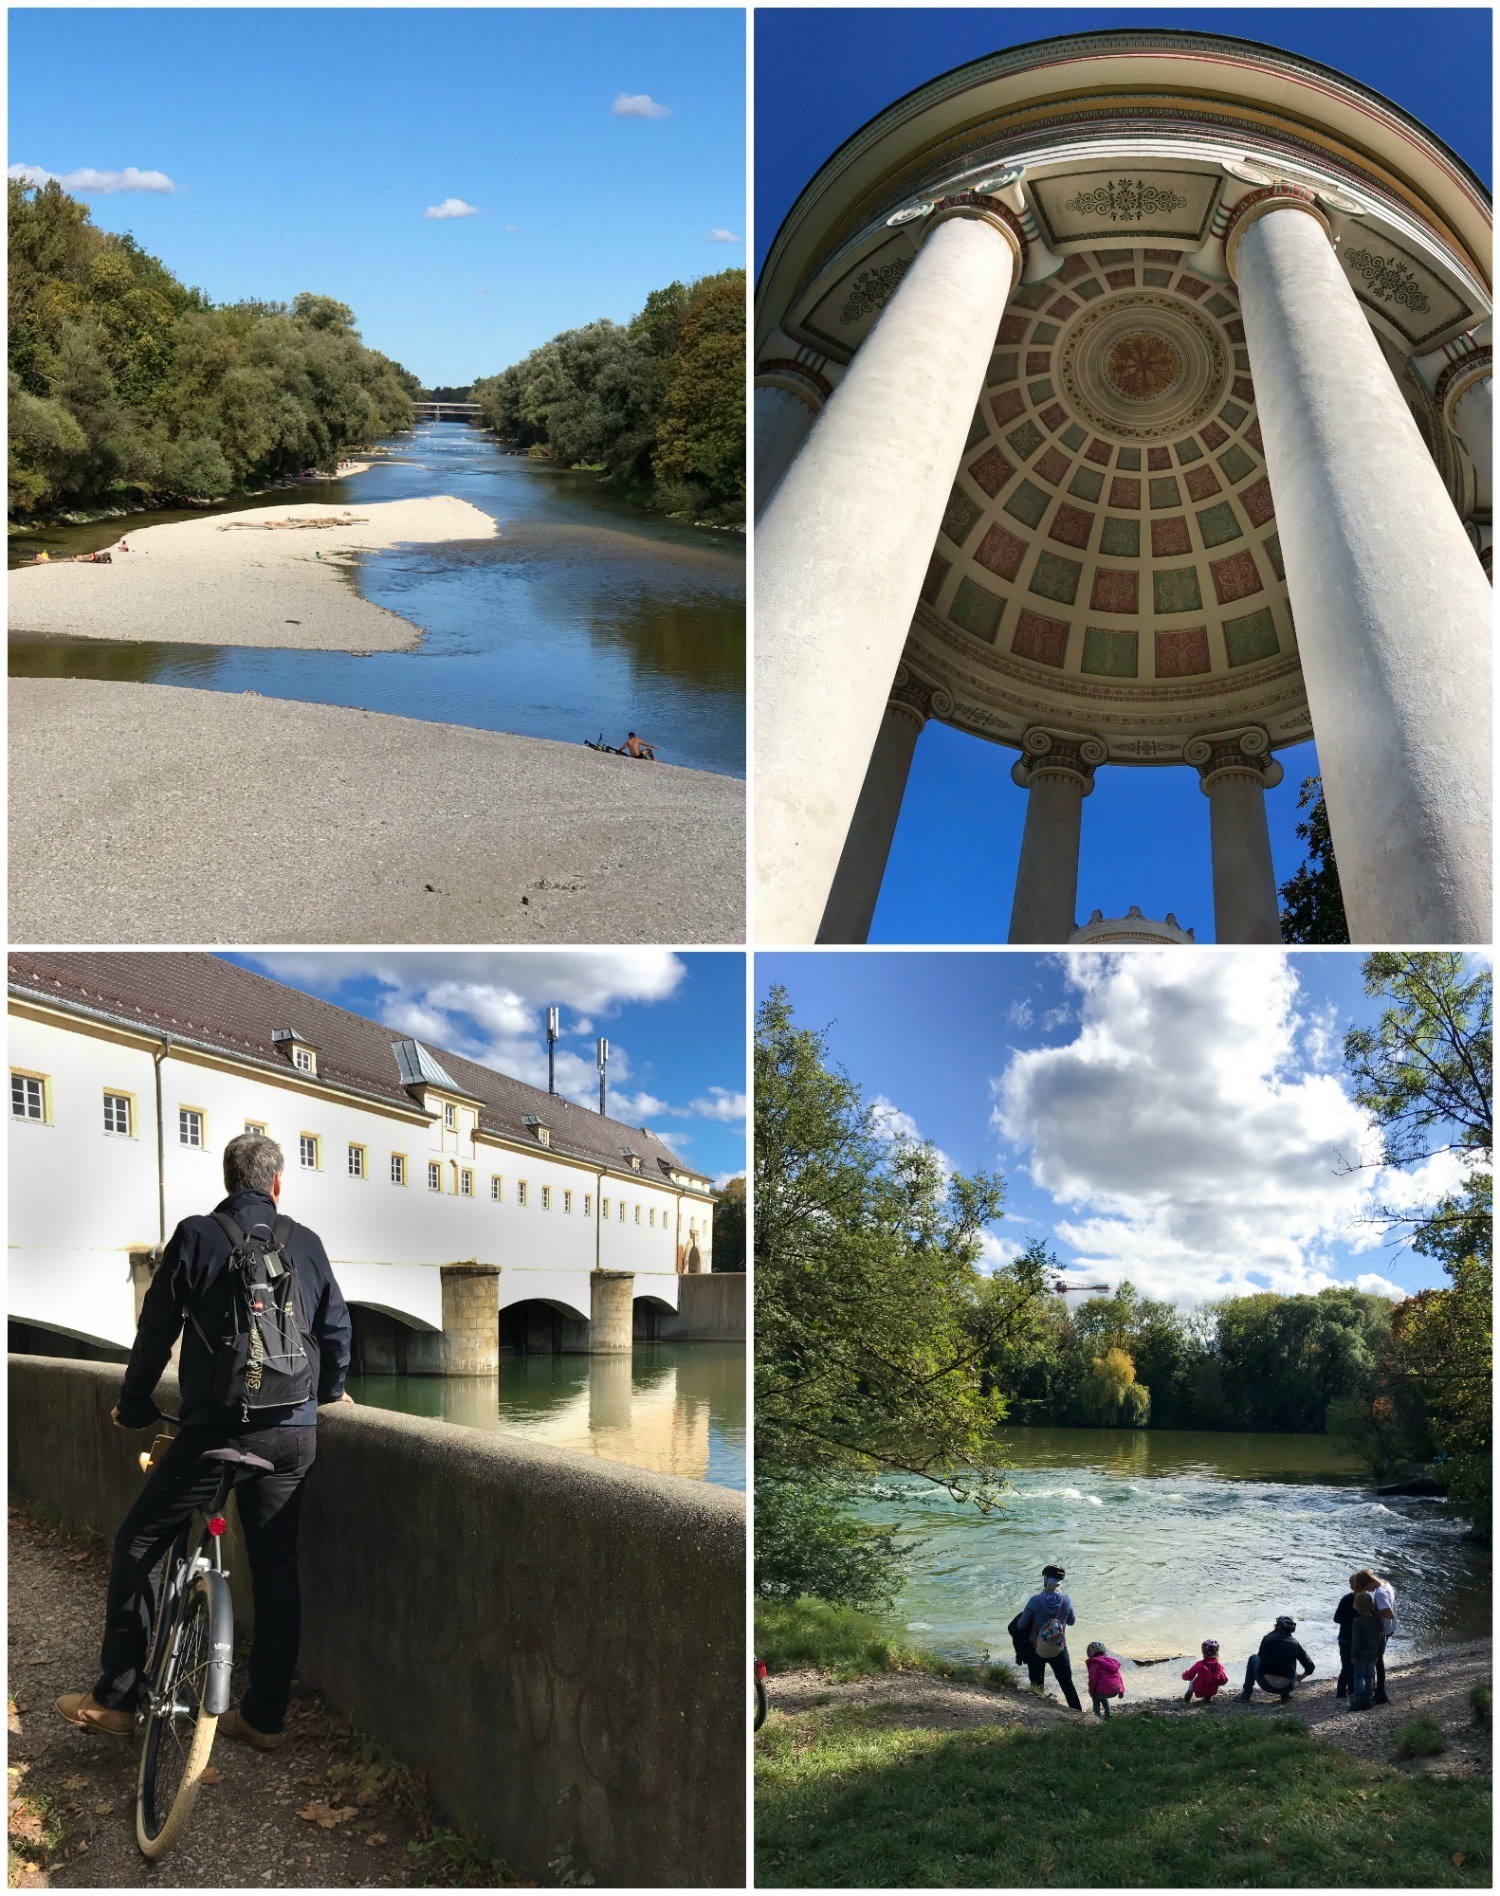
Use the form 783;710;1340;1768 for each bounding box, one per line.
523;1115;552;1148
273;1029;318;1076
621;1147;642;1174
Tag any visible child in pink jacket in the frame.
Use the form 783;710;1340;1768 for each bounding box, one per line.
1085;1641;1126;1719
1182;1639;1229;1702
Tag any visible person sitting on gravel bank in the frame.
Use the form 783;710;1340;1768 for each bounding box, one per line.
1182;1638;1229;1703
1348;1591;1386;1711
1015;1564;1083;1711
54;1132;353;1751
1239;1615;1315;1704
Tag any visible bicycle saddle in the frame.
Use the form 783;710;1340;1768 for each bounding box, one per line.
199;1447;274;1474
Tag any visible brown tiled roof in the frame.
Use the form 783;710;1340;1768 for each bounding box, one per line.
8;952;704;1186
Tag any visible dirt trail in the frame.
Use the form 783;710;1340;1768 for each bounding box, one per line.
768;1640;1492;1776
7;1507;514;1887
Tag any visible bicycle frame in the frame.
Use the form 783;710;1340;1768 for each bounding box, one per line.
136;1433;237;1726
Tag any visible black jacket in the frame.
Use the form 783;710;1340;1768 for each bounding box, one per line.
117;1188;352;1430
1257;1630;1315;1681
1349;1613;1386;1665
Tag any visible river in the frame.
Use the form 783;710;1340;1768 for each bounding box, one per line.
346;1341;745;1492
9;422;745;777
853;1427;1488;1697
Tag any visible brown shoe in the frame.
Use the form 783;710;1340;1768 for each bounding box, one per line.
55;1692;132;1736
220;1708;284;1750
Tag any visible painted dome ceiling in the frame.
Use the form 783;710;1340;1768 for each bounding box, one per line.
757;33;1491;764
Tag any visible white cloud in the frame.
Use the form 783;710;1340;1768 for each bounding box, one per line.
870;1095;954;1178
423;198;480;220
708;228;741;244
504;224;520;234
691;1087;746;1123
978;1229;1024;1273
1006;998;1035;1029
242;951;690;1119
613;92;670;119
989;953;1408;1305
10;162;174;194
1355;1273;1406;1299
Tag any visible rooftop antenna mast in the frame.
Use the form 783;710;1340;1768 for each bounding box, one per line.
546;1007;560;1096
597;1037;609;1116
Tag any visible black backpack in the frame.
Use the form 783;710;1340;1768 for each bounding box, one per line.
190;1213;316;1420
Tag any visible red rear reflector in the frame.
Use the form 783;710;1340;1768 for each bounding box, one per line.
207;1515;228;1536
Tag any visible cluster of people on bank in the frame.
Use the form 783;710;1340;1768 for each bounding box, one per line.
1007;1564;1399;1718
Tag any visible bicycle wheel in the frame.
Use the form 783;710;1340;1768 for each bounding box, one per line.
135;1578;220;1857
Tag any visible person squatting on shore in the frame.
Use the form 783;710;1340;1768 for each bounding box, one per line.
1239;1615;1316;1703
1182;1639;1229;1703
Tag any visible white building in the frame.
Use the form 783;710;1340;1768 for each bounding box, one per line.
8;953;716;1369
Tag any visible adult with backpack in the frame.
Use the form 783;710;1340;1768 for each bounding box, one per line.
1014;1563;1083;1710
54;1132;353;1750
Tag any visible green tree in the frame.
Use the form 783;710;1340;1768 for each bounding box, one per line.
1344;954;1492;1532
755;987;1042;1605
1279;776;1351;944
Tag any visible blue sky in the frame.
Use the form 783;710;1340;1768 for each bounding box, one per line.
10;8;745;387
223;951;747;1184
758;951;1482;1304
755;9;1491;943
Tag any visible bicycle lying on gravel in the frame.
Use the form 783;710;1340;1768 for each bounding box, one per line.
132;1416;265;1857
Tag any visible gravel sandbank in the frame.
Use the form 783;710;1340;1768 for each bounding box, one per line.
10;677;744;943
8;496;496;650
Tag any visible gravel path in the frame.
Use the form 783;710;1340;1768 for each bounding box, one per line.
9;678;745;943
7;1507;516;1886
9;498;497;651
766;1641;1493;1775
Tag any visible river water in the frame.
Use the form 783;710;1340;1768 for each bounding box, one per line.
9;423;745;776
853;1427;1488;1698
346;1341;745;1492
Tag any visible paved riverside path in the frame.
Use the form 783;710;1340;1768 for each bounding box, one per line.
9;678;744;944
7;1506;516;1887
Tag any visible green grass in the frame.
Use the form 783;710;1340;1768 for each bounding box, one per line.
1469;1683;1491;1723
1392;1715;1449;1761
756;1704;1490;1887
757;1598;1015;1688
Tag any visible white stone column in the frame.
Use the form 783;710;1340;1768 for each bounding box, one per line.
1007;730;1104;944
756;193;1025;943
1228;188;1493;944
816;680;934;943
754;367;827;518
1187;729;1285;944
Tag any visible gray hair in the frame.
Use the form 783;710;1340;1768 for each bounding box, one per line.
223;1131;285;1195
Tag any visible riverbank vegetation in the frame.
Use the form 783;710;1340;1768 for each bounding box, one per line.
756;1598;1013;1687
471;270;744;525
756;1701;1489;1888
8;180;417;519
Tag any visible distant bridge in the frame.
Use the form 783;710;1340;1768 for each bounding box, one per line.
414;400;483;422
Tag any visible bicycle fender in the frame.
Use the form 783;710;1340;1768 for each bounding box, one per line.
191;1570;236;1716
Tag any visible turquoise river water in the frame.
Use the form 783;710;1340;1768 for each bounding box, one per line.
852;1427;1488;1698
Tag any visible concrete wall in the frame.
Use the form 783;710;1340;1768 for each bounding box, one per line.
661;1272;746;1341
8;1356;745;1889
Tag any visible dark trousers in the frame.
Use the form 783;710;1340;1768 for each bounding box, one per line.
94;1425;315;1732
1337;1632;1352;1694
1090;1692;1113;1719
1027;1649;1082;1710
1242;1654;1296;1700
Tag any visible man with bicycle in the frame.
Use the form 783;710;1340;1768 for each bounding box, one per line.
56;1132;353;1749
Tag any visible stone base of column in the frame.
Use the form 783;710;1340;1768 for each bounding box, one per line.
586;1269;635;1354
437;1262;501;1375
